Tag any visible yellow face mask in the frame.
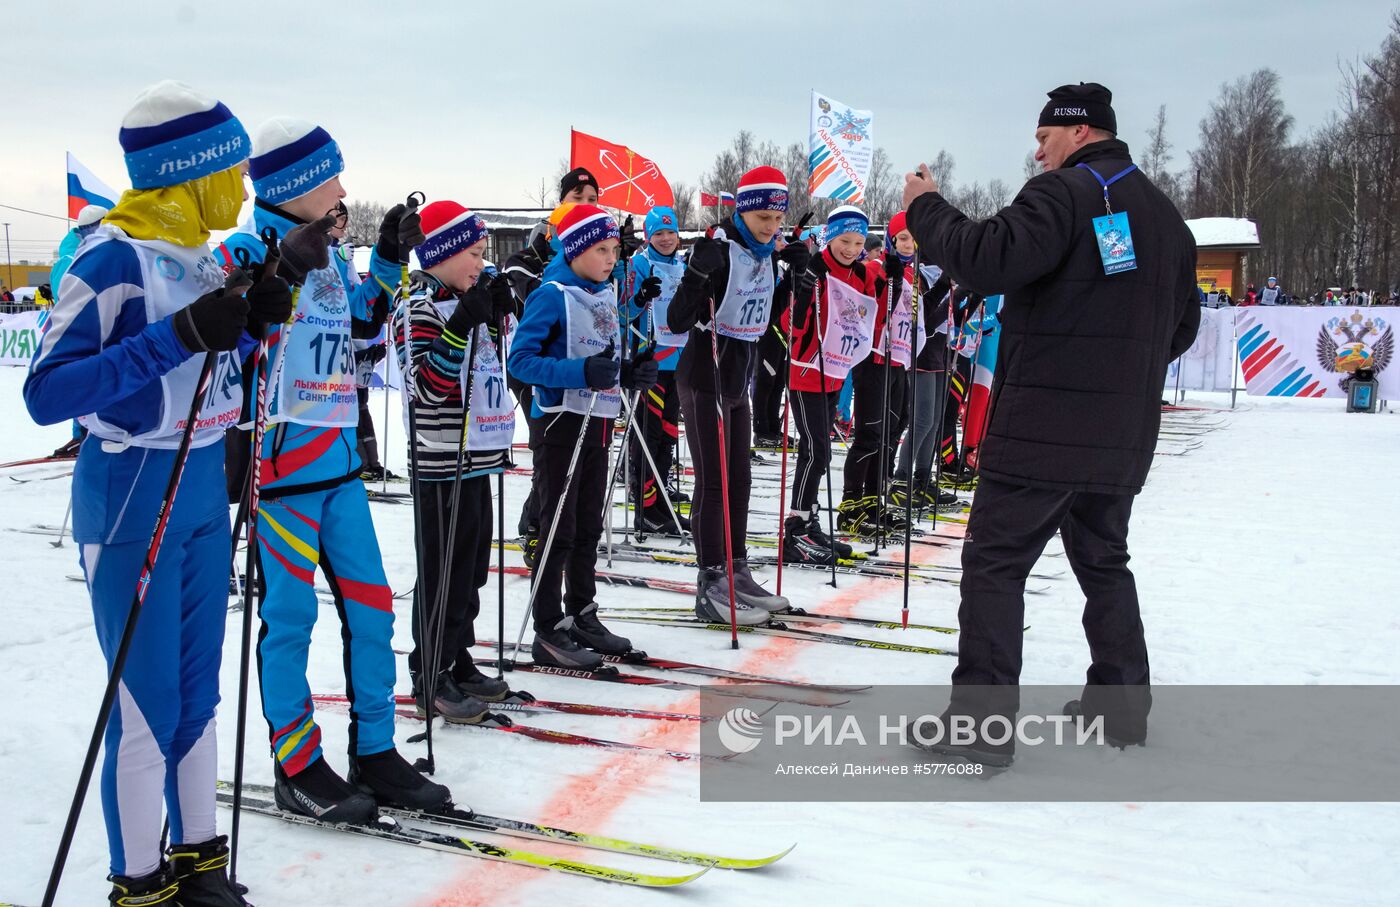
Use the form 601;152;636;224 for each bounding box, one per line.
104;164;246;247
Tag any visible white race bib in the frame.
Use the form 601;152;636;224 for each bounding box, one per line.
879;276;928;368
792;275;877;380
80;227;242;450
267;264;358;427
647;257;689;349
539;281;621;419
707;235;775;342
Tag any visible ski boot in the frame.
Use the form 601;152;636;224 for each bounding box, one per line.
567;602;633;656
731;558;789;612
836;497;870;535
167;835;252;906
532;619;605;669
887;479;914;509
452;658;512;701
751;431;783;449
782;516;838;565
415;672;490;724
349;747;453;811
274;756;377;825
664;481;690;504
635;504;690;536
520;527;540;570
696;566;771;626
806;514;853;557
108;864;180;906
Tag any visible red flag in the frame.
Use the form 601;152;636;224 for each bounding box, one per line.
570;129;674;215
700;191;720;207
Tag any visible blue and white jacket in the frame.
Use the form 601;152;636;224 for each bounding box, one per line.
24;226;239;543
508;254;617;417
621;246;686;372
220;200;398;494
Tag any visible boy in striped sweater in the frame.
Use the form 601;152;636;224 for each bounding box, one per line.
393;201;517;719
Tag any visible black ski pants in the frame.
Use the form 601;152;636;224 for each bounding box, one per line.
952;476;1151;740
408;475;492;685
843;358;907;501
790;389;837;517
677;381;751;568
531;414;609;631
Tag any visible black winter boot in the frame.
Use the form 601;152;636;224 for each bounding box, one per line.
349;748;453;811
167;835;252;906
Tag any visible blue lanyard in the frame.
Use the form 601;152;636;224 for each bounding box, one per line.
1076;163;1137;215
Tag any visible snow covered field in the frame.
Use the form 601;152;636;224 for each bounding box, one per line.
1;365;1397;906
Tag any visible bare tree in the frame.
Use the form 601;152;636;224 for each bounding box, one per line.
669;180;696;228
525;177;553;209
1022;151;1041;182
345;200;388;247
1191;69;1294;218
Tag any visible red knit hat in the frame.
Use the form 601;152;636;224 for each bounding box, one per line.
556;204;620;262
735;166;788;213
417;200;488;269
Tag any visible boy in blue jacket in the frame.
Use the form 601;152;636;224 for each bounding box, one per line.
219;116;451;823
507;204;656;668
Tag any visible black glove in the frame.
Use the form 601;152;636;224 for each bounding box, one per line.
621;350;658;391
634;275;662;305
172;284;250;353
377;202;425;266
809;253;829;279
619;216;644;257
245;274;294;329
279;215;336;285
778;240;811;275
883;252;905;279
583;342;620;390
487;273;516;321
446;282;492;337
359;343;387;367
686;236;726;278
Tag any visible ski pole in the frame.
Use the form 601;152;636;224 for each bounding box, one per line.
230;227;284;884
495;312;509;678
42;350;223;907
390;238;434;764
51;496;72;549
618;388;687;538
775;322;793;596
773;214;811;596
510;388;602;666
407;323;480;773
874;265;897;555
810;268;838;590
705;291;740;648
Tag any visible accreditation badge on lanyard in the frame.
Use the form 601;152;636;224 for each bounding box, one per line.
1078;163;1138;275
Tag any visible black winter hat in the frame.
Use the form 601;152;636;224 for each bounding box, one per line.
1038;82;1116;135
559;167;600;201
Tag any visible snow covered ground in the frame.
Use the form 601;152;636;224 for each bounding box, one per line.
1;366;1397;906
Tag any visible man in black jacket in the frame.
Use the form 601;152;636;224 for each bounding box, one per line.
902;83;1200;760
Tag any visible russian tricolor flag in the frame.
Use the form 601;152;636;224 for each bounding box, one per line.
66;152;119;219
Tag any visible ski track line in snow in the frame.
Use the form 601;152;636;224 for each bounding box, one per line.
421;538;960;906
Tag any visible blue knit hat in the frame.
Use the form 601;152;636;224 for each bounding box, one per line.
249;117;344;204
644;206;679;240
417;200;489;269
825;204;869;241
119;80;249;190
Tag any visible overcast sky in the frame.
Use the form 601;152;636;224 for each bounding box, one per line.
2;0;1396;264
